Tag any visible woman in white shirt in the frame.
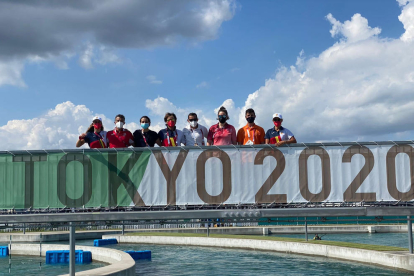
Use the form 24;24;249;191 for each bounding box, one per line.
182;113;208;146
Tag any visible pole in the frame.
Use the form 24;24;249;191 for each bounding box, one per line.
122;221;125;235
305;218;308;241
23;223;25;235
8;235;11;274
69;222;75;276
408;216;413;254
207;222;210;237
39;233;42;270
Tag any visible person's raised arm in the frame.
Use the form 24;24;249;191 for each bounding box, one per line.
76;133;87;147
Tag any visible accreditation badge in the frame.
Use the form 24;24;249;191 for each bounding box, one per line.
245;140;254;145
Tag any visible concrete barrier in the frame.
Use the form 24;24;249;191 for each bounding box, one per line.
10;243;135;276
0;225;410;243
104;235;414;272
0;230;123;242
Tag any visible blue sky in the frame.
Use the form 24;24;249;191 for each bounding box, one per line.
0;0;413;149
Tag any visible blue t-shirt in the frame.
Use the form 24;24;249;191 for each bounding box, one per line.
84;131;107;148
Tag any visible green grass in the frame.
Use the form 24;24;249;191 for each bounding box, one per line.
125;232;407;251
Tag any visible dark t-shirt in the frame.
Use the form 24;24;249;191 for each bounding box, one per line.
133;129;159;147
84;131;107;148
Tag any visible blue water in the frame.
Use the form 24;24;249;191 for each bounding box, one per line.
117;243;411;276
1;232;412;275
74;236;411;276
0;255;104;276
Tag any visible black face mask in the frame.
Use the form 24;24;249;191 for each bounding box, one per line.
246;117;255;123
218;115;227;123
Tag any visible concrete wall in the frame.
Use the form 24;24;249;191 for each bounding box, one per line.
104;235;414;272
10;243;135;276
0;225;410;243
0;230;122;242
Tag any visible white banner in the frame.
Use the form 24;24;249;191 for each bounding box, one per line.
136;144;414;205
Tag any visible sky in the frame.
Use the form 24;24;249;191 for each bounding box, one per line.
0;0;413;150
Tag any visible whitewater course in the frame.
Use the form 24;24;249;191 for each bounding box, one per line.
1;142;414;275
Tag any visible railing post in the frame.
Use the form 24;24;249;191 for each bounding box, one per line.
207;222;210;237
408;216;413;254
122;221;125;235
305;217;308;241
8;235;11;274
39;233;42;270
69;222;75;276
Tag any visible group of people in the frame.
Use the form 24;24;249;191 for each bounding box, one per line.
76;106;297;149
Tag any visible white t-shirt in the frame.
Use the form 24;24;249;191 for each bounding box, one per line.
182;124;208;146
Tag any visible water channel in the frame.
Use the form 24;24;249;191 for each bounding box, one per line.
0;232;411;275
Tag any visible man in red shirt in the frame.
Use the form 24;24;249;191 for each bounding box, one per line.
106;114;135;148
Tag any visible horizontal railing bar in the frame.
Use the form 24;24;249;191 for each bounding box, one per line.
1;141;413;155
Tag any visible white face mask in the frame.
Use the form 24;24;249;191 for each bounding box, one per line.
189;121;198;128
116;121;124;129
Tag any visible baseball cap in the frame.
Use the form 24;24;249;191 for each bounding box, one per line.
272;113;283;119
92;116;102;122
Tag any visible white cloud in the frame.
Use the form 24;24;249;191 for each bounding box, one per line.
95;46;121;65
0;0;236;87
145;96;206;131
196;81;208;88
0;60;26;88
0;101;144;151
4;2;414;149
146;75;163;85
78;43;94;69
230;67;240;72
399;0;414;41
326;13;381;43
237;7;414;142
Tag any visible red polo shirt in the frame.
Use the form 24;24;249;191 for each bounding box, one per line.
207;123;237;145
107;129;134;148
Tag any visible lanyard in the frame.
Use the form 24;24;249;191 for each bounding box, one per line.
141;130;149;147
246;128;255;143
190;128;204;145
95;131;106;147
166;129;177;146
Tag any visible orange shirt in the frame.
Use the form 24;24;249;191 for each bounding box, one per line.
237;124;265;145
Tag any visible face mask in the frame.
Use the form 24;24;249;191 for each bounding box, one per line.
189;121;198;128
274;121;282;127
218;115;227;123
93;123;102;129
246;117;255;123
116;121;124;129
141;123;149;129
167;120;176;128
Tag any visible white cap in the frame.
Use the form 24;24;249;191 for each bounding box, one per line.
272;113;283;119
92;116;102;122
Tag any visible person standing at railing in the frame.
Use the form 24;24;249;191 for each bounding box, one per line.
182;113;208;146
207;106;237;146
133;116;161;147
76;116;108;148
237;108;265;145
158;112;184;147
265;113;296;146
106;114;135;148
